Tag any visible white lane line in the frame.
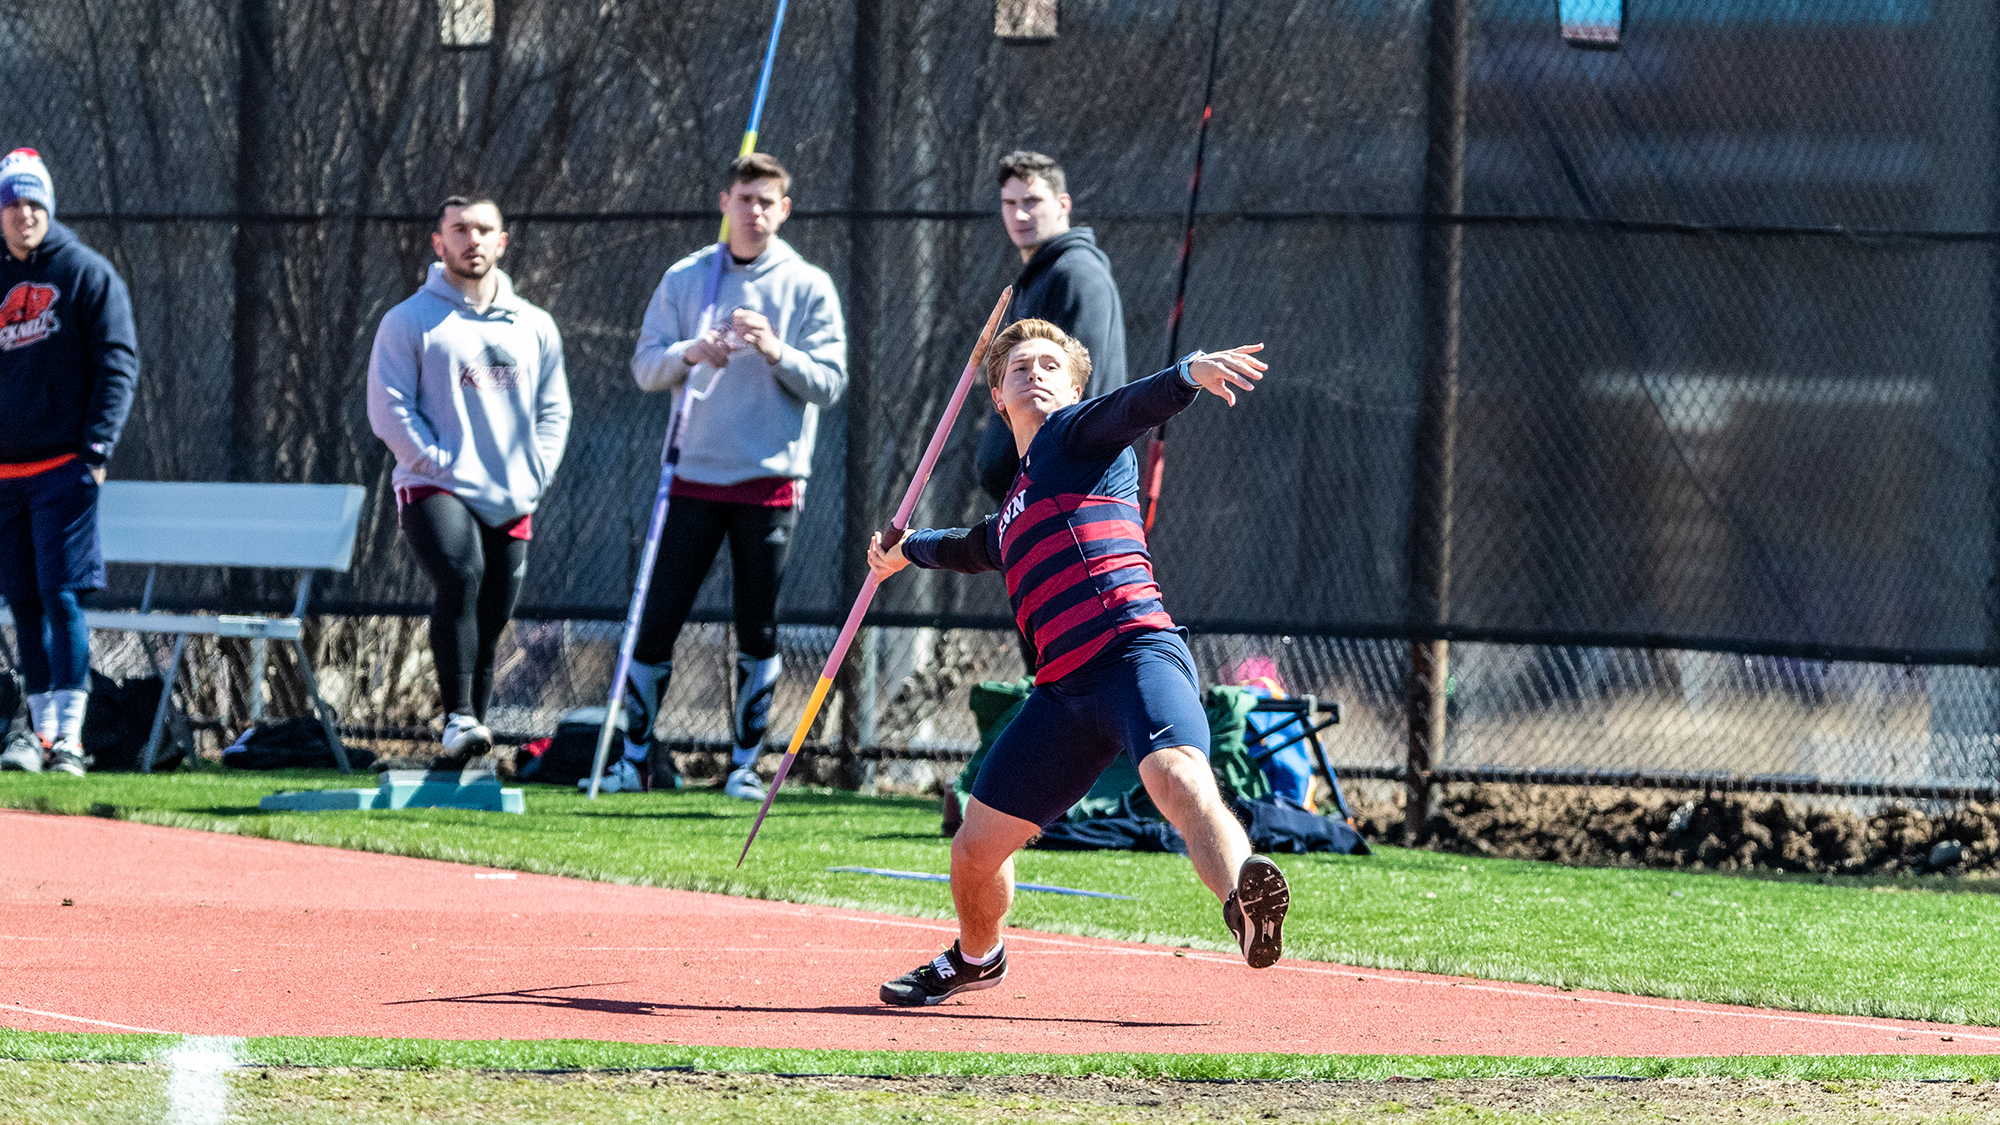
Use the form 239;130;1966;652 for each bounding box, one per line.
0;1002;172;1034
165;1036;241;1125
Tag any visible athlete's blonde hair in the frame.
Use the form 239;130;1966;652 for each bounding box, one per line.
984;318;1092;393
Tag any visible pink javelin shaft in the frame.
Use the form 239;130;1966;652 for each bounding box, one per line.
737;285;1013;866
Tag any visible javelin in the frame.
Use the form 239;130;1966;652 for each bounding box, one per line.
737;285;1014;864
587;0;791;798
1140;0;1228;534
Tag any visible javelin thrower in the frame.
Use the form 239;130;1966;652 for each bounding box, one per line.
864;320;1287;1004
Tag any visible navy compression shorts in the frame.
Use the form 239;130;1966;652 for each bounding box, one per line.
971;628;1212;828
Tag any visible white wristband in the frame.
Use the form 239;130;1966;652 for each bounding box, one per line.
1177;350;1206;386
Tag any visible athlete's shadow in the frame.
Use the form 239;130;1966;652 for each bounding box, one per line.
391;982;1205;1027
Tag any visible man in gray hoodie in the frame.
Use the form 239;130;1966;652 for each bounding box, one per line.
367;196;571;765
623;153;847;799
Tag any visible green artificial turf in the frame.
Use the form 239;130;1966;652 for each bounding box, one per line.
6;1029;2000;1082
5;771;1999;1025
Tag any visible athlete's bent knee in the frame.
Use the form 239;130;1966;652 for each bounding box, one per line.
1142;744;1216;791
951;797;1037;874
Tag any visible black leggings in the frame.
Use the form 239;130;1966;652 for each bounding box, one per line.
634;497;795;665
401;493;527;719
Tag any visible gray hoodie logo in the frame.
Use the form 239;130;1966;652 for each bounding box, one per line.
457;343;520;392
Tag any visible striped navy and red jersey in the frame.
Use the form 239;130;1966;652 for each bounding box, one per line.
904;368;1199;684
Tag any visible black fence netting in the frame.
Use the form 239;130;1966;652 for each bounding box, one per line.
5;0;1998;666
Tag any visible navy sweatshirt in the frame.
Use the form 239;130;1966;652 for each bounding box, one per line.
0;220;139;466
975;226;1129;501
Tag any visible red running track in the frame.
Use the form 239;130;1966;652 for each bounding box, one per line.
2;809;1994;1057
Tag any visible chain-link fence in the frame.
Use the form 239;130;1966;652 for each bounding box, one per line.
44;615;2000;808
3;1;1998;807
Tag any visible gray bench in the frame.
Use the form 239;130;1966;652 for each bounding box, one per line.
0;480;365;772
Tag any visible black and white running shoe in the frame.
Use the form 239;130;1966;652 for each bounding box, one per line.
45;739;90;778
879;941;1008;1006
1224;855;1290;969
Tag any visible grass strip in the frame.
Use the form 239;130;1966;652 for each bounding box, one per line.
6;771;2000;1026
4;1029;1999;1082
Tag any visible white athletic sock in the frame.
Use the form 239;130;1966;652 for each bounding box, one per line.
959;940;1003;966
27;692;53;742
51;689;87;744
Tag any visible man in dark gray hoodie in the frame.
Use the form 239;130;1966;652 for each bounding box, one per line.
967;151;1130;700
973;151;1128;505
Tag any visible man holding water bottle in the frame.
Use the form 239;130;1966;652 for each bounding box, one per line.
621;153;848;798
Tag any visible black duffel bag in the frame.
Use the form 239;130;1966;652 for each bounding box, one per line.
221;717;374;771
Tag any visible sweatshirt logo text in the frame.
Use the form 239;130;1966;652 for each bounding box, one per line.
457;344;520;392
0;281;59;350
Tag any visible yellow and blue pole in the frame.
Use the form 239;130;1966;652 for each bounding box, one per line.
586;0;792;798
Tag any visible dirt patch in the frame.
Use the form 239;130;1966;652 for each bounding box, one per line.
17;1062;1998;1125
1351;784;2000;877
501;1071;2000;1122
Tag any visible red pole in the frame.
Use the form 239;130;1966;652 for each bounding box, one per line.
1144;0;1229;534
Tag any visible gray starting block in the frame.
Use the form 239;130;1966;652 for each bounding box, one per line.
260;768;525;814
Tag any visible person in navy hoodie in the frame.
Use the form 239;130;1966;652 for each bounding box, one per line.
973;151;1129;505
969;151;1130;685
0;149;139;776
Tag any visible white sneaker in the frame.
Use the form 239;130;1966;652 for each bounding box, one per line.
724;766;766;801
579;757;649;794
440;713;493;761
0;732;46;772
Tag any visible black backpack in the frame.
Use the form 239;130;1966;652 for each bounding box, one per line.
220;717;375;771
516;707;618;785
82;669;186;772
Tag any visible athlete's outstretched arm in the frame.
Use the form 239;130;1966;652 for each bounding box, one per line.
870;517;1002;581
1066;344;1268;455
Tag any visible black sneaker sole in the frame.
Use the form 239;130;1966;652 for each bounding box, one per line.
880;970;1006;1007
1236;856;1289;969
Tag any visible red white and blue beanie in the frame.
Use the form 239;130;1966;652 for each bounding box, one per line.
0;149;53;215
